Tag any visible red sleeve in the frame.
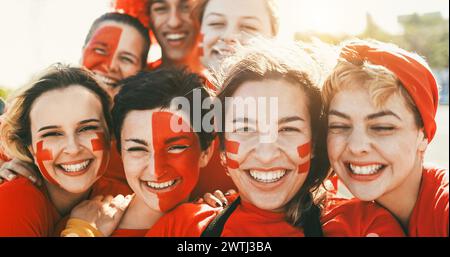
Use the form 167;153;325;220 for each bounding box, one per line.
322;198;405;237
409;167;448;236
190;138;236;200
146;203;221;237
0;177;58;236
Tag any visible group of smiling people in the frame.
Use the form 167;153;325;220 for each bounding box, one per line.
0;0;447;237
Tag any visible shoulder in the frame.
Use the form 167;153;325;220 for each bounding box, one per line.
420;166;448;216
322;198;404;237
146;203;222;237
0;177;48;208
0;177;55;236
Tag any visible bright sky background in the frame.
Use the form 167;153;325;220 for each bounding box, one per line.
0;0;448;89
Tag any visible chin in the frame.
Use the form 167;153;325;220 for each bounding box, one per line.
249;195;285;211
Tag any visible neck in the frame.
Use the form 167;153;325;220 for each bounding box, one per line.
118;196;164;230
162;49;203;74
376;161;423;229
45;182;91;216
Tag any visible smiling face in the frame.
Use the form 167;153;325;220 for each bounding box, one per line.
200;0;273;70
28;86;110;193
150;0;197;64
223;79;312;212
81;21;146;97
120;109;207;212
327;86;428;201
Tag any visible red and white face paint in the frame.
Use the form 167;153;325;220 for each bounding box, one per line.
121;110;202;212
82;26;122;74
222;79;313;211
81;22;145;96
30;86;110;193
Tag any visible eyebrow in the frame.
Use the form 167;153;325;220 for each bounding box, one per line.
366;111;402;121
124;138;148;146
38;125;59;132
165;135;190;145
328;110;402;121
328;110;350;119
279;116;304;124
38;119;100;132
205;12;225;19
80;119;101;124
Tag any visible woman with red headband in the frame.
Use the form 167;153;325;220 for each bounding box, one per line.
145;40;405;237
322;39;448;236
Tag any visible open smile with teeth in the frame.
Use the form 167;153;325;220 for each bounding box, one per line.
348;163;385;175
94;73;118;86
247;169;288;183
58;160;91;173
165;33;187;41
146;179;179;190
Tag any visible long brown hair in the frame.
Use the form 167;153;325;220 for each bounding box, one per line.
215;39;330;228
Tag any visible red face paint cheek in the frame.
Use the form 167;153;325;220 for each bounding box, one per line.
224;139;240;169
297;142;311;174
151;112;201;212
36;140;59;186
90;132;109;177
82;26;123;72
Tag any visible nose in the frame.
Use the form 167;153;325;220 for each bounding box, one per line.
347;127;371;156
147;152;167;180
254;142;281;164
221;27;240;45
167;9;182;28
106;56;120;74
63;135;82;155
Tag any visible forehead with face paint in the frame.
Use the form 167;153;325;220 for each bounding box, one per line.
29;86;110;193
121;109;202;212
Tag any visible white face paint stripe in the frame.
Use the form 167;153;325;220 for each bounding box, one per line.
149;112;157;179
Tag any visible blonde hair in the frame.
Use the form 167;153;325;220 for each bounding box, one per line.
322;48;423;128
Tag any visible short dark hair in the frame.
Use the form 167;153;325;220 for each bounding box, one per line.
84;12;151;68
112;68;214;151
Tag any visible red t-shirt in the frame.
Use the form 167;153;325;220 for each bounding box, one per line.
408;167;448;237
102;140;128;185
146;196;404;237
111;229;148;237
190;138;235;200
0;177;61;236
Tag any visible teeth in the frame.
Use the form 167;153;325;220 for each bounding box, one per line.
349;164;383;175
147;180;176;190
249;170;286;183
95;74;116;85
60;160;90;173
166;33;186;40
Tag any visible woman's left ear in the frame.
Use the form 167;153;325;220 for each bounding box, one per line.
417;129;428;152
199;143;215;168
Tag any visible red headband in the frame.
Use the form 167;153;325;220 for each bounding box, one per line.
340;42;439;142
